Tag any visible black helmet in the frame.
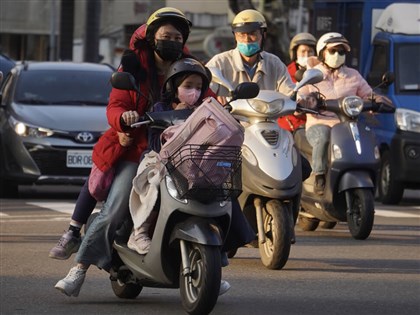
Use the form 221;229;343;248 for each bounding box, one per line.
163;58;211;95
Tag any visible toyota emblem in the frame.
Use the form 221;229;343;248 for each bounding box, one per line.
76;132;94;143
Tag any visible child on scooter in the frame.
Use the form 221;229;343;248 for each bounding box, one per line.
127;58;255;258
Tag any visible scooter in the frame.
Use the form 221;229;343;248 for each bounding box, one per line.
85;71;259;315
208;67;323;269
294;74;395;240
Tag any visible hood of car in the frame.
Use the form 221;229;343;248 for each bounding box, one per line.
11;104;109;132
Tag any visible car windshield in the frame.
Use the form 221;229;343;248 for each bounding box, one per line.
14;69;112;105
396;44;420;92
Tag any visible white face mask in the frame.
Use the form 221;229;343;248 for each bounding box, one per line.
177;87;201;107
324;52;346;69
296;56;308;67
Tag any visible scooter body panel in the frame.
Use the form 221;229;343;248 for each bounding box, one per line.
113;177;231;287
299;120;380;222
241;122;302;200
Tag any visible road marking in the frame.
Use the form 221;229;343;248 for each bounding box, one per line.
375;209;420;218
26;201;76;214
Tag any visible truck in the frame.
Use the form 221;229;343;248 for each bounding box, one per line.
311;0;420;204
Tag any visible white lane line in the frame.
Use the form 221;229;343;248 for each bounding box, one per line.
375;209;420;218
26;201;76;214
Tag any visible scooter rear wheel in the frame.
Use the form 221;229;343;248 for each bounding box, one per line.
298;215;320;231
346;188;374;240
111;278;143;299
180;243;221;315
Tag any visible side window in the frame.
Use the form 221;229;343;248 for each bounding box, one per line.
367;43;388;87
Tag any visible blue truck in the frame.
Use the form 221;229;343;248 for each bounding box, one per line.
311;0;420;204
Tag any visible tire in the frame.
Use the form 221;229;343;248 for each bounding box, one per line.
319;221;337;229
346;188;375;240
378;150;404;205
298;215;320;231
111;277;142;299
180;243;221;315
259;200;291;270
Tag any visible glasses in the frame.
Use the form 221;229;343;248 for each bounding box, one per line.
235;31;260;41
327;48;346;56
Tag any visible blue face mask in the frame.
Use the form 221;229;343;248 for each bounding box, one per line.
237;42;260;57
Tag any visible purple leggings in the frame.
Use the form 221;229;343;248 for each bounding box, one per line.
71;180;97;224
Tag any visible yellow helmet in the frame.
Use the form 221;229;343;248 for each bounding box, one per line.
232;9;267;33
145;7;192;43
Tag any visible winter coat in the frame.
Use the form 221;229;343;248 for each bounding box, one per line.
277;61;307;132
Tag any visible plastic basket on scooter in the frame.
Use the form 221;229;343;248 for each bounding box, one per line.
165;144;242;203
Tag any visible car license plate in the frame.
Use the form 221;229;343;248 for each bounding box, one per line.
66;150;93;168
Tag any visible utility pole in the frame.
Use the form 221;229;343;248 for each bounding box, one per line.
83;0;101;63
49;0;57;61
59;0;75;61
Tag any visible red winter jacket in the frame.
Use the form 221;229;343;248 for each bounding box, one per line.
277;61;307;132
93;25;214;172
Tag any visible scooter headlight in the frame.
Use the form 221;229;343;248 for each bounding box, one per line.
248;99;283;115
332;144;343;160
165;175;188;204
341;96;363;118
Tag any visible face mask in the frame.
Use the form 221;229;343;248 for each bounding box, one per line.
324;52;346;69
155;40;183;61
177;87;201;107
296;56;308;67
237;41;260;57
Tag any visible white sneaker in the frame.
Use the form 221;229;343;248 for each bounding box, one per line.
127;230;151;254
219;280;231;296
54;266;86;297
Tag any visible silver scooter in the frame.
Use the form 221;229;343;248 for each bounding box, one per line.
208;67;323;270
85;72;259;315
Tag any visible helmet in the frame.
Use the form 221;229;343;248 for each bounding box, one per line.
316;32;351;57
231;9;267;33
145;7;192;44
289;33;317;61
163;58;211;95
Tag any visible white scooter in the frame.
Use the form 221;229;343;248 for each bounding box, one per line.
85;71;259;315
208;67;323;270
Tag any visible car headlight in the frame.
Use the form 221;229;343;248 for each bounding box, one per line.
248;99;283;115
8;116;53;137
341;96;363;118
395;108;420;133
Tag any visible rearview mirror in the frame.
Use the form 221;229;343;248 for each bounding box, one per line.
111;72;139;93
232;82;260;100
294;69;324;91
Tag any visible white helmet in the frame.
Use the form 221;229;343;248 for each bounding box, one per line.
316;32;351;57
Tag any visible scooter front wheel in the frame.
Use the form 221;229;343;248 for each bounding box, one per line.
259;200;291;270
346;188;375;240
180;243;221;315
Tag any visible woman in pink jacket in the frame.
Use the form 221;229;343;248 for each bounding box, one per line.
299;32;373;195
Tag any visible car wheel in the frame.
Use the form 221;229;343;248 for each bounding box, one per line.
378;151;404;205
